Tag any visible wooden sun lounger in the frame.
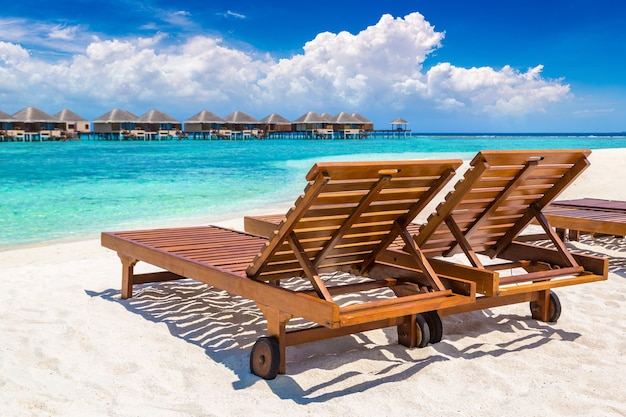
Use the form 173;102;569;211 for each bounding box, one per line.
543;198;626;240
413;149;607;322
102;160;476;379
245;150;608;344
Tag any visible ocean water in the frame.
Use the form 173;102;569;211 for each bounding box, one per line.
2;135;626;249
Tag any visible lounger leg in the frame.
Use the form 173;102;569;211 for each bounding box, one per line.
119;255;138;300
530;290;551;322
568;229;580;241
397;315;417;348
257;304;291;375
530;290;562;323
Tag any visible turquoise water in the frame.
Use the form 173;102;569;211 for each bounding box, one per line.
2;135;626;249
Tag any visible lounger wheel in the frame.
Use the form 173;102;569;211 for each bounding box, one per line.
422;311;443;344
415;313;431;348
530;291;562;323
250;336;281;380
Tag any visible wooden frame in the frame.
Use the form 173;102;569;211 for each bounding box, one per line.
102;160;476;378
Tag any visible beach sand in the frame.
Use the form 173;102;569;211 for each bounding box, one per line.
1;149;625;416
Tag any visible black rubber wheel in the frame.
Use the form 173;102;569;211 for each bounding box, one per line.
415;313;431;348
530;291;562;323
546;291;562;323
423;311;443;344
250;336;280;380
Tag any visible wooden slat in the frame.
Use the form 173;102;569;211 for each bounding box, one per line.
498;266;584;285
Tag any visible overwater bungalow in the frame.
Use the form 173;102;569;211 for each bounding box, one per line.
0;106;381;142
293;111;334;139
319;112;338;138
183;110;226;139
138;109;182;140
223;110;260;139
259;113;292;139
12;106;60;141
0;110;17;141
53;109;90;140
334;111;365;139
352;113;374;132
92;108;140;140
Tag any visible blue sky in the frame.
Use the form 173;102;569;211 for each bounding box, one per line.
0;0;624;132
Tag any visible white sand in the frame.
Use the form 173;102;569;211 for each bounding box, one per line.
1;149;625;416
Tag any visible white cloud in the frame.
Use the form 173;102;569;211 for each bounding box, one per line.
226;10;246;19
48;24;79;40
257;13;443;110
0;41;30;65
217;10;246;20
0;18;92;55
0;18;31;43
573;108;615;116
0;12;571;123
420;63;570;116
57;35;267;106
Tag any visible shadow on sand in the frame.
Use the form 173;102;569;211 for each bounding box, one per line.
87;273;588;403
86;230;626;403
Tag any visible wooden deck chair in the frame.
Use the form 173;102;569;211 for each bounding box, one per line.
543;198;626;241
102;160;476;379
412;150;608;325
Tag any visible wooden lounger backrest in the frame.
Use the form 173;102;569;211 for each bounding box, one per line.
414;149;591;258
246;160;462;284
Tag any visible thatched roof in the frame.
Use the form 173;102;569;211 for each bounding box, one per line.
260;113;291;125
293;111;326;123
139;109;180;123
335;112;361;124
93;109;139;123
53;109;88;122
0;110;16;122
223;110;259;124
352;112;372;123
185;110;225;123
12;106;56;122
390;117;409;125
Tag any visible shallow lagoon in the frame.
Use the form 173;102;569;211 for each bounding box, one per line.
2;135;625;249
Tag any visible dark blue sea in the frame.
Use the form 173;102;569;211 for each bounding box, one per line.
2;134;625;249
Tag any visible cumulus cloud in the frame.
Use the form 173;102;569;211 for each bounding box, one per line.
0;41;30;65
52;35;267;109
419;63;570;116
258;13;443;109
0;12;570;121
0;42;31;95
